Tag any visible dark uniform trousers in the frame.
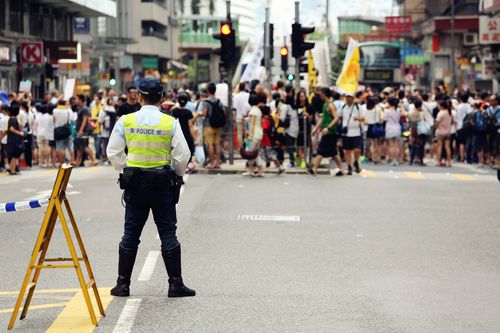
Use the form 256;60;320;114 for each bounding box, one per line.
121;172;179;252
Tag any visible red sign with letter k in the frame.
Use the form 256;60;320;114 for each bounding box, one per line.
20;42;43;64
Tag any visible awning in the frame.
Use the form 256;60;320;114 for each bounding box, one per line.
36;0;116;17
168;60;188;71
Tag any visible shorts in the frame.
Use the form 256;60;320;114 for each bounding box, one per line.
472;134;488;152
317;133;338;157
6;144;23;159
456;129;467;145
55;137;72;151
342;135;363;150
436;133;451;142
49;140;56;148
75;137;89;150
204;127;222;146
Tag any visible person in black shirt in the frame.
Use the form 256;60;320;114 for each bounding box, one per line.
169;93;195;155
1;103;25;175
116;86;141;118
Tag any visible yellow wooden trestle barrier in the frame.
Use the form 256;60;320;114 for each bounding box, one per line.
8;165;105;330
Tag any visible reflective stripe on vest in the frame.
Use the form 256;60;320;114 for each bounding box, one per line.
123;112;174;168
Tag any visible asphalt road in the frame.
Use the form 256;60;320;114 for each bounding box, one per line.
0;163;499;332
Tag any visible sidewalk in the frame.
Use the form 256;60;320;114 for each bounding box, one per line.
195;159;322;175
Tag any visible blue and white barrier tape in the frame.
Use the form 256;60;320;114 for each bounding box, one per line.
0;198;50;213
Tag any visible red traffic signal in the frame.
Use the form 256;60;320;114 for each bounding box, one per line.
291;23;315;58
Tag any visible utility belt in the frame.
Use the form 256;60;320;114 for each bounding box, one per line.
118;167;184;202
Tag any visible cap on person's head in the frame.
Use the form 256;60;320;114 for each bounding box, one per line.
345;91;355;98
382;87;393;94
138;78;163;96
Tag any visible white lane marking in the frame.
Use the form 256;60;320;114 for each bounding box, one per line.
112;298;142;333
137;251;160;281
237;215;301;222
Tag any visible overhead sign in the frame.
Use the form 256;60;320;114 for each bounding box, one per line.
44;41;80;64
479;15;500;44
74;17;90;34
385;16;412;34
20;42;44;65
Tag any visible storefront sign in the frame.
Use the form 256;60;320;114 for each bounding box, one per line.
385;16;412;34
482;0;500;13
364;69;394;82
44;41;80;64
142;57;158;69
0;43;10;62
21;42;43;64
480;15;500;44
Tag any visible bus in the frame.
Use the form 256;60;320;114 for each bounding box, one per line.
358;42;401;91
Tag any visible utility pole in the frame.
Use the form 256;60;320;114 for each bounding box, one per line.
264;5;271;88
226;0;234;165
294;1;300;89
450;0;456;94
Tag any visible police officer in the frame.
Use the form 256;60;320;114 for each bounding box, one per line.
107;78;195;298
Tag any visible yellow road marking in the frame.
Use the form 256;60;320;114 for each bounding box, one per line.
42;170;58;176
404;171;425;180
360;170;375;177
0;289;80;296
453;173;474;181
0;302;67;314
85;166;103;173
46;288;112;333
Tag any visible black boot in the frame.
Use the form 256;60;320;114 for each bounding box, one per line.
161;244;196;298
110;245;137;297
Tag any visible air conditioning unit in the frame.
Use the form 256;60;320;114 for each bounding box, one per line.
463;33;478;46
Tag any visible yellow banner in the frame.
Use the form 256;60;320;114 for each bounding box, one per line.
336;38;360;94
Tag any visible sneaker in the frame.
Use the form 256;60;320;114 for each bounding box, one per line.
354;161;361;173
277;167;286;175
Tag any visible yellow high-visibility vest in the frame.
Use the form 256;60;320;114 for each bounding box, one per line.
122;112;174;168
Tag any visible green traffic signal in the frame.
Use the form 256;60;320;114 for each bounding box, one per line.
287;74;295;81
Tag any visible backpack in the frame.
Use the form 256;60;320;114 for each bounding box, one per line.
462;112;474;131
487;108;500;134
263;115;277;142
206;99;226;128
474;111;487;134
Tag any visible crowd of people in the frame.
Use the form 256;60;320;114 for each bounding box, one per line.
1;81;499;177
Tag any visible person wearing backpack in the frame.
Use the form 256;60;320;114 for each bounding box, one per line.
340;92;366;173
202;83;226;169
98;97;116;165
260;102;286;175
309;87;346;176
471;101;489;167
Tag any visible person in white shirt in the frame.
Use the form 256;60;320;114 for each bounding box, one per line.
53;100;75;166
34;105;54;167
339;92;365;174
456;94;473;162
233;82;250;148
0;104;9;170
99;97;116;165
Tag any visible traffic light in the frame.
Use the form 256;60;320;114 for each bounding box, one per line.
280;46;288;72
213;21;236;68
287;73;295;81
109;66;116;86
291;23;315;58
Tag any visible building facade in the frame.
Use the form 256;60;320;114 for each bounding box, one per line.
0;0;116;97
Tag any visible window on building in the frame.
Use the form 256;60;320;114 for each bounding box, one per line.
141;0;166;8
141;20;168;40
9;0;25;33
0;1;5;30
